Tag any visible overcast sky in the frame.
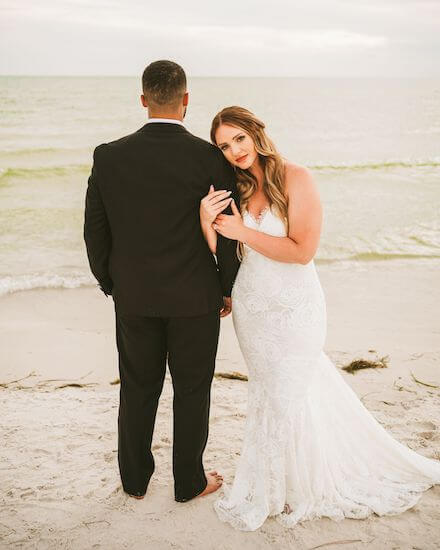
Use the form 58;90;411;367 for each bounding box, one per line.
1;0;439;76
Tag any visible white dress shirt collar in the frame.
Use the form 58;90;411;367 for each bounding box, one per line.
146;118;184;126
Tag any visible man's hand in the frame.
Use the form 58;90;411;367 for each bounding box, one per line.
220;296;232;317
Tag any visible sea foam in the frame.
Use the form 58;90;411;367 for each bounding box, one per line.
0;273;95;296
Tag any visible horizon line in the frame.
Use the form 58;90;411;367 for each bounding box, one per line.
1;74;440;79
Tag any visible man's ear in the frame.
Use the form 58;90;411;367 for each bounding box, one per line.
141;94;148;108
183;92;189;107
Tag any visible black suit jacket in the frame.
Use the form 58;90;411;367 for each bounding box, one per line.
84;122;240;317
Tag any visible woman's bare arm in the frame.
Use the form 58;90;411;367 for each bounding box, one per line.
214;165;322;264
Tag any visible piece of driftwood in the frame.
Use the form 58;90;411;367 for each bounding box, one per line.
1;370;96;390
0;371;36;388
214;371;248;381
410;371;439;389
38;370;94;384
342;355;389;374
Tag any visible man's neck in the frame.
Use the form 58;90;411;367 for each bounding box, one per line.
148;113;183;122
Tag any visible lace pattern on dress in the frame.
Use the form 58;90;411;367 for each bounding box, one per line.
213;206;440;531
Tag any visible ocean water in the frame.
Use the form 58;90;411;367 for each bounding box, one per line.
0;76;439;295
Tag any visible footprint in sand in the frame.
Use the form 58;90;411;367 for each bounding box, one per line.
419;431;435;440
412;420;436;431
410;420;437;444
152;436;171;450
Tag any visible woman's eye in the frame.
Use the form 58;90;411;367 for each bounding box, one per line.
220;145;228;151
237;135;245;142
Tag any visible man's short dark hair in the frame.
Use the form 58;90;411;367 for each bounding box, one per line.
142;60;187;106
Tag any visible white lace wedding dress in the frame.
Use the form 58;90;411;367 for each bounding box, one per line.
213;206;440;531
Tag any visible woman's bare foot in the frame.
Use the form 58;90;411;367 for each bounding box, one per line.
197;471;223;498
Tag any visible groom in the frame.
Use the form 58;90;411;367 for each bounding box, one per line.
84;60;239;501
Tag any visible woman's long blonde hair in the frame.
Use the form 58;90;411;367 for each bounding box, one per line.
210;106;288;246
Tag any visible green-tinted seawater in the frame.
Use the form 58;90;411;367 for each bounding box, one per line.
1;76;439;294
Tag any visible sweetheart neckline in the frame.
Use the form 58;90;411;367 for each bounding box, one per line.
245;205;270;225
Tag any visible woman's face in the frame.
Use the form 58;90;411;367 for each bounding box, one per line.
215;124;258;170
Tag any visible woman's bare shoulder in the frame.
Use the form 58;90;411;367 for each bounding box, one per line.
283;161;317;196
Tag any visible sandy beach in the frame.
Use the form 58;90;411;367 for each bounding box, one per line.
1;261;439;549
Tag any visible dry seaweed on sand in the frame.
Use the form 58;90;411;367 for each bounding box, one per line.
410;371;439;389
55;382;98;389
110;373;249;385
0;371;37;388
309;540;364;550
342;355;389;374
0;370;97;390
214;371;248;381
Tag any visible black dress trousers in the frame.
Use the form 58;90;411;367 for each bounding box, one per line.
84;122;240;501
116;308;220;500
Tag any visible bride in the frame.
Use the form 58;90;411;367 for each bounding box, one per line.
199;106;440;531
